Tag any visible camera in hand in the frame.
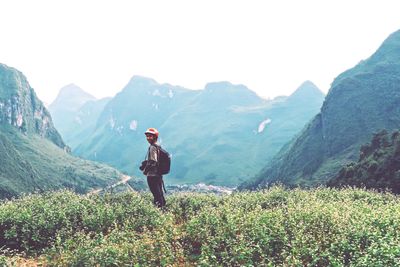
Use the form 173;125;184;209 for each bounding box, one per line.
139;160;147;171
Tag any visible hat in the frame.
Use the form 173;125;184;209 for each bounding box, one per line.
145;128;159;137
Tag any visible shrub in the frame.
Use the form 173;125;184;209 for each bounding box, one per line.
1;187;400;265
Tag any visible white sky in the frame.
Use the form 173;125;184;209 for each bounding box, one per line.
1;0;399;104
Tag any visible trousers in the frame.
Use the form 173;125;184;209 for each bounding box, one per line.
147;175;166;208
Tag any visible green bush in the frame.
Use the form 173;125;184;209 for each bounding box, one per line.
1;187;400;266
0;190;161;253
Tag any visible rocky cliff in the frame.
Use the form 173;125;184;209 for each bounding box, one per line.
0;63;65;148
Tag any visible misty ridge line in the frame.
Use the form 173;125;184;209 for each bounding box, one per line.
50;76;322;106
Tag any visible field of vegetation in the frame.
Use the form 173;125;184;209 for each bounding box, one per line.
1;186;400;266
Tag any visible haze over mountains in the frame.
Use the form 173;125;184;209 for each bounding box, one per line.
3;28;399;197
48;84;96;139
240;29;400;190
0;64;125;198
50;77;324;186
49;85;111;148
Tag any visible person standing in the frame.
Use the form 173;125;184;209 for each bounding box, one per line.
140;128;166;208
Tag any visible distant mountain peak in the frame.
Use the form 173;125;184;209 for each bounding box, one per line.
376;29;400;52
53;84;95;102
205;81;234;89
299;80;317;88
128;76;158;87
49;84;96;113
59;83;90;94
205;81;249;92
288;81;325;101
358;29;400;67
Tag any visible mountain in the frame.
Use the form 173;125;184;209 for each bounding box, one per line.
327;129;400;193
0;63;125;198
240;29;400;190
73;76;324;186
48;84;96;142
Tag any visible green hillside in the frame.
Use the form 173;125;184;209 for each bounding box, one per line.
240;29;400;190
1;187;400;266
328;129;400;192
0;124;122;198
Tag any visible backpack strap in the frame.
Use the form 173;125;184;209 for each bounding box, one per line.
144;146;150;161
153;144;166;187
153;144;161;165
145;144;160;162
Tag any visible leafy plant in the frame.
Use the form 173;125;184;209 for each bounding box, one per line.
1;187;400;265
